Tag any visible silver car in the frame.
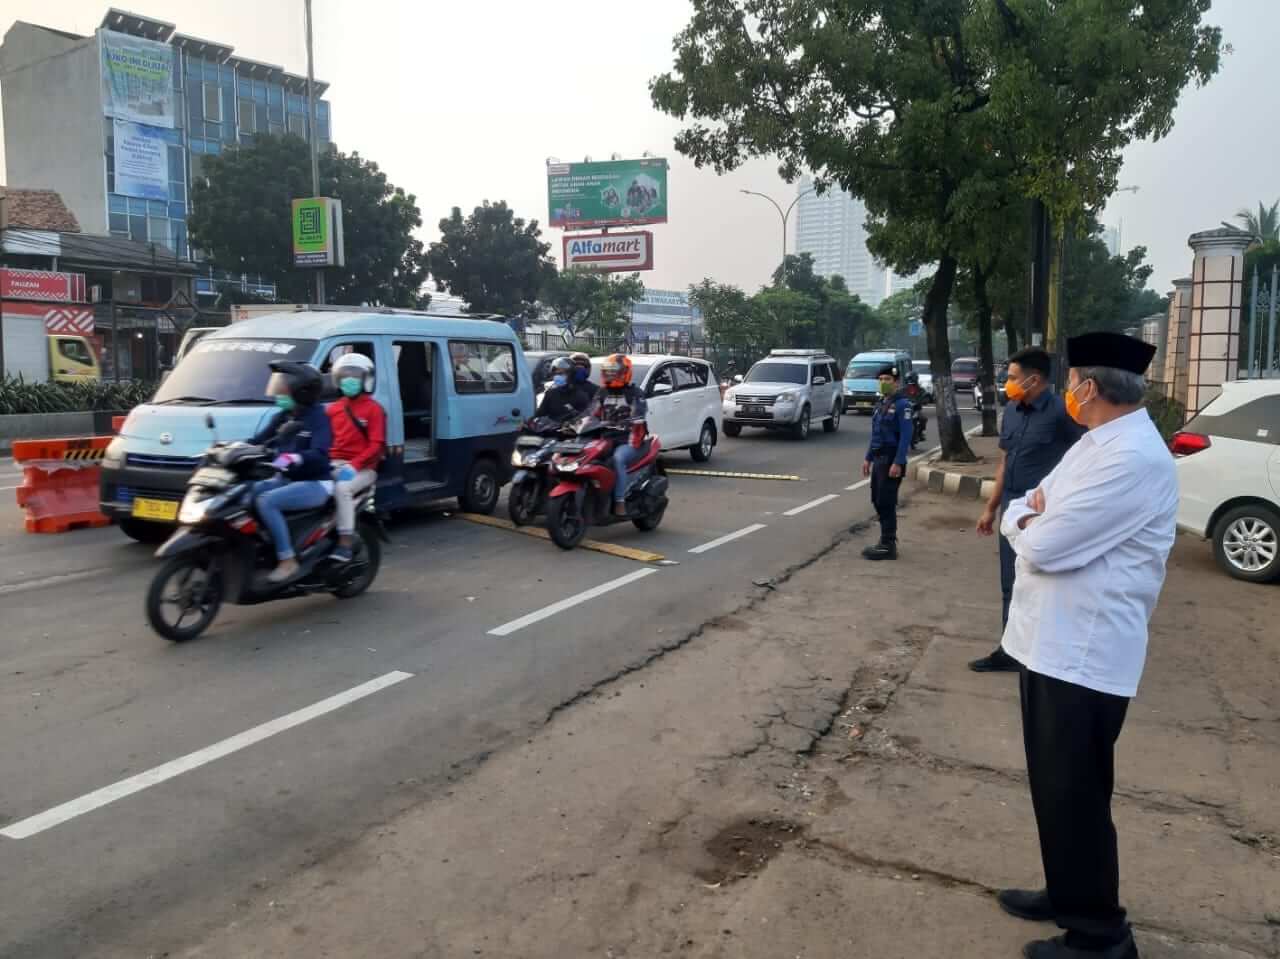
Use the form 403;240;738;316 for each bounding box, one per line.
721;350;844;440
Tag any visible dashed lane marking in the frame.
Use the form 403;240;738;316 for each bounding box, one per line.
455;513;667;564
782;493;841;517
488;567;660;636
688;523;767;554
664;468;802;482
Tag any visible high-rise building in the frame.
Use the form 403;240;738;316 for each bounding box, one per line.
1101;224;1121;257
0;10;331;298
793;175;886;307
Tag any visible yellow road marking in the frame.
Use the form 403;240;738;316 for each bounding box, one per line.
455;513;667;564
664;468;802;481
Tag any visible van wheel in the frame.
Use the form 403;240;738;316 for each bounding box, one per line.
120;517;171;544
690;421;716;462
1213;505;1280;583
459;458;500;515
723;422;742;438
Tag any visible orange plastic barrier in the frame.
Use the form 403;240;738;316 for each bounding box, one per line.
112;415;127;433
11;437;113;534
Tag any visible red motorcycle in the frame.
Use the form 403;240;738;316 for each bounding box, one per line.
544;415;669;549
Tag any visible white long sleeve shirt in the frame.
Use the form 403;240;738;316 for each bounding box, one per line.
1001;409;1179;697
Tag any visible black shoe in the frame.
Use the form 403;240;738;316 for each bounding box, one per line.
998;888;1055;922
1022;933;1138;959
970;648;1021;673
862;541;897;561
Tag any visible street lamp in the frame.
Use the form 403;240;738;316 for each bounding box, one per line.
740;186;813;264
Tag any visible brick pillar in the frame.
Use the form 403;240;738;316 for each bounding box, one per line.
1163;277;1192;406
1185;229;1252;421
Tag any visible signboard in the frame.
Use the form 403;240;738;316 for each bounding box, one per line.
547;158;668;229
1;300;95;334
99;29;175;129
291;197;345;268
908;320;924;337
562;231;654;273
0;268;87;303
113;119;169;200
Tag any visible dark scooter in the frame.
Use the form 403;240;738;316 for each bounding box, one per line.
507;415;575;526
544;415;668;550
144;416;385;642
905;373;928;449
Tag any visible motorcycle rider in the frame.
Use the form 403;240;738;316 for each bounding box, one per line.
860;363;912;561
595;353;648;517
537;356;592;419
252;361;332;583
570;352;599;402
326;352;386;563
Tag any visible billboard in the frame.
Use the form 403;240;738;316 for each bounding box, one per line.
292;197;345;267
562;231;654;273
547;158;668;229
113;119;169;201
0;268;87;303
99;29;175;128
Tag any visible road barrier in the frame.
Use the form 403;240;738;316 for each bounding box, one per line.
11;437;112;534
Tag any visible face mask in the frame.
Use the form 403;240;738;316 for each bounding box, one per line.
878;381;895;396
1065;380;1092;425
573;367;588;382
553;374;568;388
339;377;362;398
1004;376;1033;404
274;394;296;412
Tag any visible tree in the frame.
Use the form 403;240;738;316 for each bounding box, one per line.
1234;199;1280;243
689;279;762;349
652;0;1221;460
426;201;554;319
540;268;643;340
188;134;428;306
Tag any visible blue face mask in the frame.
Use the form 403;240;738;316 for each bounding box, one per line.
553;374;568;388
573;367;588;382
339;377;362;398
275;394;296;412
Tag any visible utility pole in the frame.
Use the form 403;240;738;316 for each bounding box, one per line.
304;0;324;305
740;187;812;269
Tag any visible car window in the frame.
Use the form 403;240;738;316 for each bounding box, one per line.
449;340;517;395
745;362;807;385
672;362;706;391
1185;394;1280;446
648;364;675;395
57;338;93;365
953;360;978;374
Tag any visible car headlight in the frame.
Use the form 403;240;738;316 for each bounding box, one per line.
103;438;125;470
724;390;736;402
775;392;797;404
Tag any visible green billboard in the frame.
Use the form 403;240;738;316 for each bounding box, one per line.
292;197;344;268
547;158;669;229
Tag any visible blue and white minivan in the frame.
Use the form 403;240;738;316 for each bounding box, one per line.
843;349;913;414
101;310;534;542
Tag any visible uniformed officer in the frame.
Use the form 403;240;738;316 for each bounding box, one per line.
861;364;913;560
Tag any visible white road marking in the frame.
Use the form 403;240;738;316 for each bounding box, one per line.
688;523;767;554
0;671;414;840
845;478;869;491
783;494;840;517
488;567;660;636
1;485;18;492
0;568;116;597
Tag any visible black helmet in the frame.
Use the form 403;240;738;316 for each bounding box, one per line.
267;360;323;407
550;356;574;378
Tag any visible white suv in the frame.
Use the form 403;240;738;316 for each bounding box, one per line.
722;350;844;440
1172;379;1280;583
590;355;723;462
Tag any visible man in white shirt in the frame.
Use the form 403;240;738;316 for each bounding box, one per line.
994;332;1177;959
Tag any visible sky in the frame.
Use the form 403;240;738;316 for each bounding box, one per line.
1;0;1276;298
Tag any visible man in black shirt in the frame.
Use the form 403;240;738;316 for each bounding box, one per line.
971;347;1086;672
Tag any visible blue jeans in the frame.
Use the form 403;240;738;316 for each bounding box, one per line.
253;477;331;560
612;443;642;503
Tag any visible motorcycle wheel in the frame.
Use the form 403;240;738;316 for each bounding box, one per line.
146;553;223;642
633;501;667;532
546;495;588;550
508;481;539;527
332;528;382;599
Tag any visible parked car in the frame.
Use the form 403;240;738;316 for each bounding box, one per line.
1172;379;1280;583
589;354;722;462
974;365;1011;414
844;349;913;413
524;350;571;394
911;359;934;403
951;357;980;396
723;349;844;439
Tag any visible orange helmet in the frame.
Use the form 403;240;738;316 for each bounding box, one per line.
601;353;632;389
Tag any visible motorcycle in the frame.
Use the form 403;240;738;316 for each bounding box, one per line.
905;374;928;449
543;415;669;550
507;414;576;526
144;416;385;642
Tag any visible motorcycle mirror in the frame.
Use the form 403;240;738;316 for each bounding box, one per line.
277;420;304;440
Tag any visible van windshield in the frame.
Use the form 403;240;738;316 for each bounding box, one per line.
846;361;888;379
152;338;318;405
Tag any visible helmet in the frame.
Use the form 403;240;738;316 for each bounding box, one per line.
550;356;574;378
601;353;632;389
569;352;590;368
332;352;376;393
266;360;323;406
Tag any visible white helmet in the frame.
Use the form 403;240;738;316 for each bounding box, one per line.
332;352;375;393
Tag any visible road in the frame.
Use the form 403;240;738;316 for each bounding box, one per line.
0;409;976;958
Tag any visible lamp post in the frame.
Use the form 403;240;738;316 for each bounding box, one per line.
304;0;324;305
740;187;813;265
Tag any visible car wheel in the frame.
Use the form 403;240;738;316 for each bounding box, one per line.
690;421;716;462
723;422;742;438
791;405;811;440
823;403;841;433
1213;505;1280;583
120;517;171;544
458;458;500;515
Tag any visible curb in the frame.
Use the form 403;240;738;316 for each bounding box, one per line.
912;460;996;502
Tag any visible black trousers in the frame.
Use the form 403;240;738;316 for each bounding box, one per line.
999;502;1017;627
869;456;902;544
1020;668;1132;947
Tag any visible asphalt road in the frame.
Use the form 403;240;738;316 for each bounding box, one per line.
0;408;977;958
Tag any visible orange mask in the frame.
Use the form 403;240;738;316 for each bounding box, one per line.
1004;377;1027;403
1065;381;1092;425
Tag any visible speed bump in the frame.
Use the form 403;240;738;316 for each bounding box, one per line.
665;468;802;481
454;513;668;564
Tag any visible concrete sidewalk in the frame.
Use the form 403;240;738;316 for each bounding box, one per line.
173;488;1280;959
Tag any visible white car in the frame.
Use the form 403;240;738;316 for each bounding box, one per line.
590;354;723;462
1172;379;1280;583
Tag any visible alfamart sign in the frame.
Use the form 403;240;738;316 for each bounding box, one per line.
562;231;654;273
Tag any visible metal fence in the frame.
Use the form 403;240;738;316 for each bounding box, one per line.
1244;264;1280;378
520;329;764;378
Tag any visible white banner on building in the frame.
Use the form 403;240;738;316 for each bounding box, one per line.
99;29;175;129
113;120;169;201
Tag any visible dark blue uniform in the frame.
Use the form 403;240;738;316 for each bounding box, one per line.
865;391;913;545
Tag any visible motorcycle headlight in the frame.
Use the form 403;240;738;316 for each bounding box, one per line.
557;460;580;473
179;492;226;525
511;450;525;467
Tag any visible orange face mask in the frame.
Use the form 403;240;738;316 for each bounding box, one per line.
1004;376;1033;403
1065;380;1092;425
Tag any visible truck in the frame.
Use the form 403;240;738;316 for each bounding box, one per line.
1;268;100;382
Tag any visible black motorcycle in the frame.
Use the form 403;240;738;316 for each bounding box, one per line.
507;414;575;526
144;418;384;642
905;373;928;449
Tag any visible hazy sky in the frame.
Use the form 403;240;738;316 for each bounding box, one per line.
2;0;1276;297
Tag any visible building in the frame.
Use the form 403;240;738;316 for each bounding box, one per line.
794;175;886;307
630;288;702;339
1101;224;1120;257
0;9;333;304
887;269;924;297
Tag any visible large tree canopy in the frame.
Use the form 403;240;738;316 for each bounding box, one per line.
188;134;428;307
540;268;645;340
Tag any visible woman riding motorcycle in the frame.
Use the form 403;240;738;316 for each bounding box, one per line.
537;356;592;419
594;353;648;517
252;361;332;583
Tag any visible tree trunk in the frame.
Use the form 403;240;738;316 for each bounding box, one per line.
925;256;975;461
1003;310;1019;356
974;266;999;437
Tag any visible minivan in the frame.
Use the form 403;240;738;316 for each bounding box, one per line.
101;310;534;542
844;349;912;413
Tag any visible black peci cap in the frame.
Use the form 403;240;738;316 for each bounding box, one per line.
1066;331;1157;375
878;363;898;377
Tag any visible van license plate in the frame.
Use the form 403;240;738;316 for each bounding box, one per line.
132;497;178;521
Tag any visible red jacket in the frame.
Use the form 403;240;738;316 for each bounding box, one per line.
326;394;386;472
